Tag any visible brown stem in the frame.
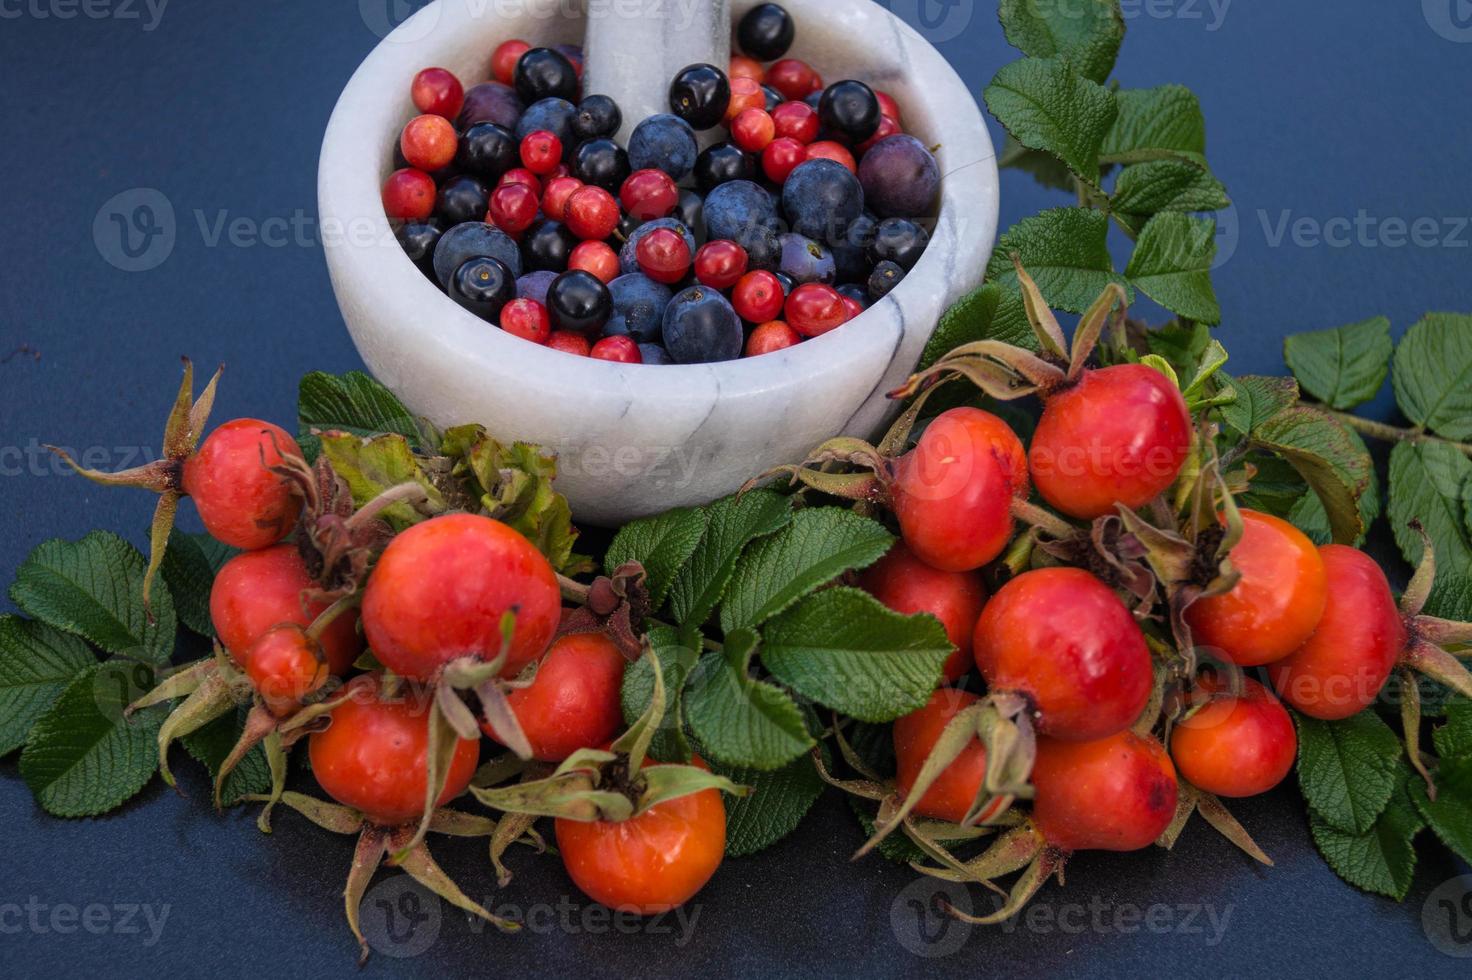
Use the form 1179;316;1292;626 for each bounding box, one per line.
1010;498;1076;540
1329;411;1472;458
305;592;362;643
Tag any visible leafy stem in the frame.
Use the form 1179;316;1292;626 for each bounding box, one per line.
1327;410;1472;459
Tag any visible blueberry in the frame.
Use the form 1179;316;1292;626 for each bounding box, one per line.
663;286;743;363
516;270;558;305
572;137;631;192
637;343;673;365
836;283;868;308
573;94;622;141
737;3;795;61
434;221;523;287
781;158;864;245
547;270;612;333
521;218;579;272
694;142;756;193
618;218;698;275
627;113;699;181
605;273;674;343
704;179;779;255
778;233;836;285
458;82;524;131
870;217;929;270
396;219;443;279
762;84;783;113
673;190;705;238
456;123;518;182
818;80;881;144
435;175;489;226
513;48;579;105
450;257;516;321
868;260;905;300
516;98;577;152
858;135;941;218
832;211;877;283
669;63;731;130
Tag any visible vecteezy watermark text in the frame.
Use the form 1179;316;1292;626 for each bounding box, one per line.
0;898;170;946
0;0;167;30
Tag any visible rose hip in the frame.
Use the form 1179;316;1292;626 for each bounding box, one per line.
761;137;807;184
785;283;848;337
548;331;592;356
745;320;801;356
732;270;785;322
541;175;584;221
771;101;819;143
620;168;679;220
492;40;530;85
489;181;540;235
636;227;692;284
570;240;619;283
412;67;465;119
694;240;749;289
382;168;436;220
499;298;551;344
519;129;563;175
730;108;776;152
591;335;642;363
565;185;619;241
400;114;458;172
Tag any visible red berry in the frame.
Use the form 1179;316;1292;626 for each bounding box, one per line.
489;181;540;235
729;54;764;82
492;40;531;85
694;239;749;289
310;675;480;825
975;567;1153;741
210;545;361;672
181;419;303;550
246;625;329;718
771;101;819;143
411;67;464;119
620;169;679;221
499;298;551;344
591;335;643;364
744;320;800;356
731;270;785;322
565;185;619;241
1171;675;1296;798
547;330;592;356
400;114;457;172
784;283;847;337
1269;545;1405;719
1028;363;1192;518
805;140;856;173
730;107;776;153
499;167;542;194
541;175;584;222
761;137;807;184
636;227;692;284
485;632;627;761
382;168;436;221
890;407;1028;572
875;90;902;124
767;59;821;101
361;513;562;681
839;294;864;321
893;689;989;823
569;240;620;283
1032;731;1177;853
857;114;902;155
519;129;563;175
725;75;766;122
860;542;986;683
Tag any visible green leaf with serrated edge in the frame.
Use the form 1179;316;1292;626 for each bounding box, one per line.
605;506;708;611
922;282;1031;370
984;59;1117;188
1283;317;1393;411
0;617;96;756
1238;454;1310;520
720;509;893;632
1426;575;1472;622
1288;426;1380;547
713;753;825;857
985;208;1129;314
997;0;1124;84
1410;756;1472;864
19;661;168;817
1434;700;1472;759
684;631;814;771
1388;441;1472;579
160;529;235;637
1252;407;1373;545
181;707;270;807
1391;313;1472;440
620;627;697;763
997;133;1075;193
1296;712;1402;834
10;531;177;666
1111;159;1230;221
1218;374;1299;436
1310;774;1423;901
668;490;792;628
317;431;444;531
1124;213;1221;324
1146;320;1211;376
1101;85;1208;166
297;370;423;461
762;588;951;723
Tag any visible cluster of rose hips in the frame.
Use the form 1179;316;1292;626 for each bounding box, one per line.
381;2;940;364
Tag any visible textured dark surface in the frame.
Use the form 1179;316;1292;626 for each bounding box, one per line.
2;1;1471;977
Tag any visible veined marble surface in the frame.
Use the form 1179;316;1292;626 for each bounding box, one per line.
319;0;999;525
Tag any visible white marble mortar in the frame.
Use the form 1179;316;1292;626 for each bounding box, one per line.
318;0;999;525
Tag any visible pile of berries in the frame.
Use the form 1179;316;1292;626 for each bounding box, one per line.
382;3;940;364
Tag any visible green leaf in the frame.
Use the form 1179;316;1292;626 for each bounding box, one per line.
1388;440;1472;579
1218;374;1300;436
1124;213;1221;324
1287;425;1380;547
160;530;236;637
1310;775;1423;901
1390;313;1472;440
620;627;698;763
1434;699;1472;759
1283;317;1393;411
924;284;1037;367
1297;712;1403;834
19;661;167;817
1238;454;1310;520
984;58;1118;188
317;431;444;530
1110;160;1230;223
0;617;96;756
605;506;708;611
762;588;952;723
684;631;814;771
720;509;893;632
10;531;177;665
1253;407;1374;545
181;707;271;807
297;370;424;460
714;753;825;857
1101;84;1208;166
668;490;792;628
997;0;1124;83
986;208;1129;314
1409;756;1472;864
997;133;1076;193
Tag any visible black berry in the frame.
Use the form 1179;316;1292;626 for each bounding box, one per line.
547;269;613;333
669;64;731;130
818;80;881;144
513;48;579;105
738;3;795;62
572;137;631;193
521;218;579;272
693;142;756;193
573;94;622;140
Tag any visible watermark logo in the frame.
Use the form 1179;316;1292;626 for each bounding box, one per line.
1423;876;1472;958
1423;0;1472;42
890;877;973;958
93;188;175;272
887;0;976;43
359;877;442;959
0;0;168;31
359;0;438;41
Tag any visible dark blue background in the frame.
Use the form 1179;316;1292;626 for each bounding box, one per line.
2;1;1470;976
